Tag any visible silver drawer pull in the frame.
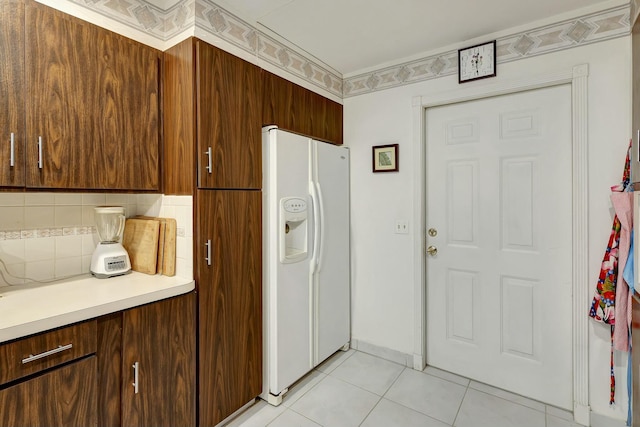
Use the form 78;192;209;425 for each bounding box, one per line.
132;361;139;394
22;343;73;364
37;136;43;169
205;239;212;266
10;133;15;167
205;146;212;174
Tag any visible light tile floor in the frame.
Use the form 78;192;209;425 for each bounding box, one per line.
224;350;582;427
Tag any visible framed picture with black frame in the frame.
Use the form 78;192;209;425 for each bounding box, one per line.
458;40;496;83
372;144;399;173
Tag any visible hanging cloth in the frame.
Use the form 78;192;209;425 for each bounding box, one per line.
611;191;633;352
589;140;631;405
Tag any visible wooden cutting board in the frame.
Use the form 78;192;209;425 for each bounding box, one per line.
122;218;160;275
162;218;177;277
133;216;177;277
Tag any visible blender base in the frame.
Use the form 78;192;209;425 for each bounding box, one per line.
90;242;132;278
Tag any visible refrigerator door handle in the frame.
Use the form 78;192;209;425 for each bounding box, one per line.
309;182;321;274
315;181;325;271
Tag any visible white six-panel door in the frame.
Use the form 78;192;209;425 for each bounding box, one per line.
425;84;573;409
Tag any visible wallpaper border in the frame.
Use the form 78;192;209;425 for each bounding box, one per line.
62;1;629;99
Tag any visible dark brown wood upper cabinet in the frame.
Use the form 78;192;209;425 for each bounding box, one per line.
196;189;262;426
0;0;25;188
262;70;343;145
196;41;262;190
163;38;262;194
24;1;161;190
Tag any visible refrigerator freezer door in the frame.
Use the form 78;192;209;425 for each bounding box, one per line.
263;128;314;397
312;140;351;365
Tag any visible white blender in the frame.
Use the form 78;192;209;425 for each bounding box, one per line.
90;206;131;278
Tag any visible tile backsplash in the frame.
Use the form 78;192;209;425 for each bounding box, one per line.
0;193;193;286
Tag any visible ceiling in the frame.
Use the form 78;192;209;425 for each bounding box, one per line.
209;0;626;76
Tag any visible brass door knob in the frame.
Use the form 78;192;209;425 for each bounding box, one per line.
427;245;438;256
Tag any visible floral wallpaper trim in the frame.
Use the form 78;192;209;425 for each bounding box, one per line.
61;1;627;99
343;4;629;97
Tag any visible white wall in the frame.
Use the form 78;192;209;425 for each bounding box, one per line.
344;37;631;422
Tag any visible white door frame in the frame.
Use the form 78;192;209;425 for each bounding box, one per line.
411;64;590;425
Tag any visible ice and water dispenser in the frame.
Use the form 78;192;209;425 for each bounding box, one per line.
279;197;308;263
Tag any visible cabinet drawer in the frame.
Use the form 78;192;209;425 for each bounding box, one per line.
0;319;97;386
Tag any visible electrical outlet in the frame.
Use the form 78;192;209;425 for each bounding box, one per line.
395;220;409;234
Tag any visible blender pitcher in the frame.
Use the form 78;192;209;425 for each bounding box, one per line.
90;206;131;278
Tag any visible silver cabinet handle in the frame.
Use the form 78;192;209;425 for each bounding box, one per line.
205;146;212;174
10;133;15;167
37;136;43;169
132;361;139;394
22;343;73;364
205;239;212;266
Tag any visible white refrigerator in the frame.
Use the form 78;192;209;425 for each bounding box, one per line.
261;126;350;406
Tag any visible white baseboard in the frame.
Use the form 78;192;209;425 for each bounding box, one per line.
350;339;413;367
589;411;626;427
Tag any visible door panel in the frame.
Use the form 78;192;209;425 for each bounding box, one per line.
121;293;196;427
426;85;572;409
196;42;262;189
0;0;24;187
197;190;262;426
25;2;160;190
313;141;350;364
0;357;97;427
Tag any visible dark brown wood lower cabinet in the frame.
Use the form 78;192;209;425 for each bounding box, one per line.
196;189;262;426
0;356;97;427
121;292;196;427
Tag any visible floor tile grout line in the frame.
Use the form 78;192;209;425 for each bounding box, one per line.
356;394;384;427
470;387;550;416
451;381;470;427
281;405;326;427
324;357;406;398
377;366;457;426
284;370;328;408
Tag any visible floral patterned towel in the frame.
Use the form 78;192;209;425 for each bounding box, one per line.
589;217;621;324
588;140;631;405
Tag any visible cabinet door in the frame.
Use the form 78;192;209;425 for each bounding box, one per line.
196;190;262;426
25;2;160;190
163;38;196;196
262;71;312;136
0;0;24;187
196;41;262;189
0;356;97;427
121;293;196;427
262;70;343;145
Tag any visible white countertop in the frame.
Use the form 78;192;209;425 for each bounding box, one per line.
0;272;195;343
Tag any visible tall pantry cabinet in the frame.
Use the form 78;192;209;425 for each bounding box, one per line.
163;37;263;427
164;36;343;426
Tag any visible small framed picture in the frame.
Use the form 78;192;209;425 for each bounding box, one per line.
458;40;496;83
372;144;399;173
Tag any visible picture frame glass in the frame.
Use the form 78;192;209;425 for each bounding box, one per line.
458;41;496;83
372;144;399;172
